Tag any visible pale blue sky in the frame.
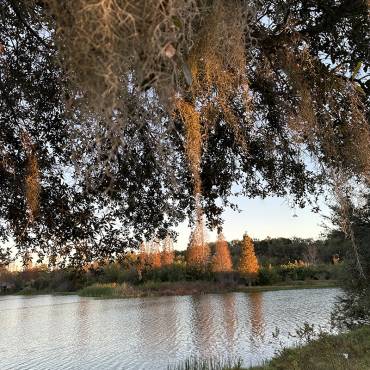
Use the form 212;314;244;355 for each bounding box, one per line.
174;195;331;250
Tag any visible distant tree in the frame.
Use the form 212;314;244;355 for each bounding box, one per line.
211;233;233;273
186;219;210;271
150;253;162;269
303;243;318;265
317;233;350;264
254;237;309;265
161;235;174;266
148;239;161;269
136;242;148;281
238;233;260;284
186;244;210;271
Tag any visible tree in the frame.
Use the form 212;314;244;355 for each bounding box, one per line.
238;233;260;284
330;193;370;328
0;1;369;265
186;218;210;271
148;239;162;269
211;233;233;273
303;243;318;265
161;235;175;266
136;242;148;281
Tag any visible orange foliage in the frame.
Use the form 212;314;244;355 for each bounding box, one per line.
186;218;210;270
148;239;162;269
137;242;148;270
149;252;162;269
238;233;259;278
211;233;233;272
161;250;174;266
161;235;174;266
187;244;210;269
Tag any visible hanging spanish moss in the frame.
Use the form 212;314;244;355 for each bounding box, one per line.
21;132;40;223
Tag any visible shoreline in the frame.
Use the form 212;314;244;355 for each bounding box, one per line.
77;279;339;299
3;280;339;299
169;326;370;370
249;325;370;370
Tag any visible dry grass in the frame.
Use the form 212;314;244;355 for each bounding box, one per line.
79;282;138;298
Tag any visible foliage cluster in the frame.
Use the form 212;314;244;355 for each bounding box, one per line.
211;233;233;273
228;237;349;267
257;264;342;286
330;193;370;329
238;234;259;280
0;0;369;265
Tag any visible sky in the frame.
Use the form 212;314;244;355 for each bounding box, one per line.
174;195;332;250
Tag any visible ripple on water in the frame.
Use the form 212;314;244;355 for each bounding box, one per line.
0;288;340;370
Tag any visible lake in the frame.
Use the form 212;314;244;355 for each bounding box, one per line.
0;288;339;369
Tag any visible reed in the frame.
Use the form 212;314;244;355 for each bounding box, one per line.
168;357;243;370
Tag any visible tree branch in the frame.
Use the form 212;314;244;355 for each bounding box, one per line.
6;0;48;49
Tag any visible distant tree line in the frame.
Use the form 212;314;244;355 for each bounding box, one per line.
199;235;347;269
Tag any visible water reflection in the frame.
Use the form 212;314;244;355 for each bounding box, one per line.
76;300;90;349
0;288;339;370
249;292;265;341
138;297;181;368
221;293;237;350
190;295;215;357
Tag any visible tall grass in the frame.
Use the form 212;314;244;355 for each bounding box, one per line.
168;357;243;370
252;325;370;370
78;283;137;298
168;326;370;370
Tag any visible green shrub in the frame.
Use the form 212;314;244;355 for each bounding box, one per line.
79;283;137;298
18;286;37;295
258;267;279;285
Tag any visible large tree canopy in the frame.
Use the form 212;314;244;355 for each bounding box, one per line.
0;0;369;266
330;192;370;328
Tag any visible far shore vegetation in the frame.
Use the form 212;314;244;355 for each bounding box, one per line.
77;280;338;300
1;233;344;298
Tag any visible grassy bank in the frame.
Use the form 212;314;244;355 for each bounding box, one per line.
170;326;370;370
78;280;338;299
253;325;370;370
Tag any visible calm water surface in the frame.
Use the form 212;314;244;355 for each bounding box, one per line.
0;288;340;369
